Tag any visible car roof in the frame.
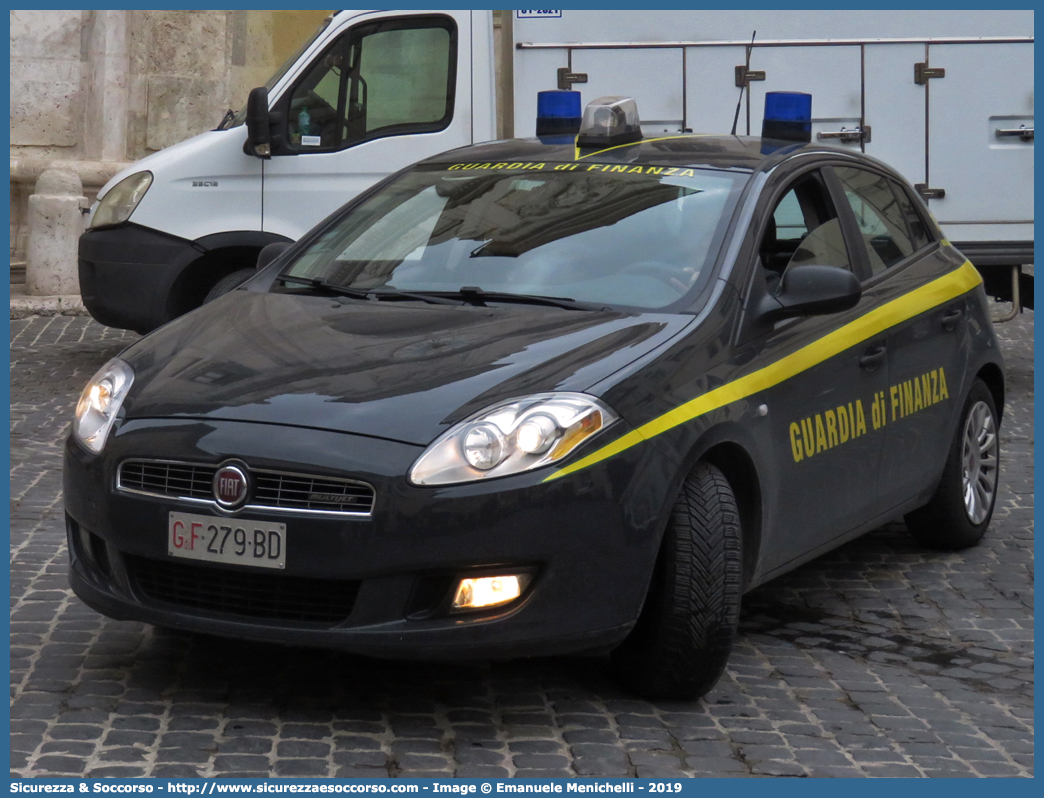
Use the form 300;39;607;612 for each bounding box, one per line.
419;134;865;174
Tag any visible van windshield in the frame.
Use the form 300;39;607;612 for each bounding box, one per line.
280;162;745;310
220;16;333;130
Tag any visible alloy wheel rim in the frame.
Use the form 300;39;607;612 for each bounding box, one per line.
961;401;998;525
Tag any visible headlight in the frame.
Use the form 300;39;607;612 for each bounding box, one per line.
73;359;134;454
89;172;152;229
409;392;618;486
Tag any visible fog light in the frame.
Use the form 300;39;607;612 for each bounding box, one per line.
452;574;530;611
77;525;94;563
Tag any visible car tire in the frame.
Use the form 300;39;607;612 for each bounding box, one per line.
904;378;1000;550
204;269;255;304
611;461;743;699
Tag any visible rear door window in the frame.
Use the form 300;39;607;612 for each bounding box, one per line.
889;179;935;251
834;166;916;275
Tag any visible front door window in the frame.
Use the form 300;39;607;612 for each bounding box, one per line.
284;16;456;153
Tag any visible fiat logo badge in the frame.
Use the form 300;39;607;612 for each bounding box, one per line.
213;464;249;509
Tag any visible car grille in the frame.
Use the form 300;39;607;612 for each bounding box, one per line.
126;556;360;625
117;459;375;517
118;460;215;501
253;472;374;515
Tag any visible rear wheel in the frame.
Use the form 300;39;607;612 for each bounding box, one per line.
612;462;742;699
904;379;1000;549
204;268;255;304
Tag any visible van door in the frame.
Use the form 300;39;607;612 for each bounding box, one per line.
924;42;1034;246
746;46;863;147
862;43;927;186
261;11;473;241
572;48;686;134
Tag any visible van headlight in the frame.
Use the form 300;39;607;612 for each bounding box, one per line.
89;172;153;229
73;359;134;454
409;393;618;486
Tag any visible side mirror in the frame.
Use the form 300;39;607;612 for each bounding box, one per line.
245;87;272;158
758;264;861;323
256;241;293;271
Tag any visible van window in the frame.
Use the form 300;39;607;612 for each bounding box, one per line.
285;16;455;152
355;27;453;134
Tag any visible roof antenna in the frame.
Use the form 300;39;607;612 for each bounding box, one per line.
730;30;757;136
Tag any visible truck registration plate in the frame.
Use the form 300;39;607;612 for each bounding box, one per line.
168;511;286;569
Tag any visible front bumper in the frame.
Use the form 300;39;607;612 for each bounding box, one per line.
64;418;679;660
78;224;201;333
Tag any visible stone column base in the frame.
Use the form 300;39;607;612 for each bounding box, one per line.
10;285;88;319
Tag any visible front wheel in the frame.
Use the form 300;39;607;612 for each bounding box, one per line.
904;379;1000;549
204;269;255;304
611;462;743;699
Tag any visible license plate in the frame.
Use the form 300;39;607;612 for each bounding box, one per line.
168;511;286;569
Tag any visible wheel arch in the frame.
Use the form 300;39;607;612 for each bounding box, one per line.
975;362;1005;422
166;231;293;320
686;433;764;590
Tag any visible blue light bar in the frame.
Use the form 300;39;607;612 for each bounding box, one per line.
536;90;582;137
761;92;812;143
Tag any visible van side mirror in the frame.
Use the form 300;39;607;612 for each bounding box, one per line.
245;87;272;158
758;264;861;323
257;241;293;271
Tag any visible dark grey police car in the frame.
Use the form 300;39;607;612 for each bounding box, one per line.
65;97;1004;698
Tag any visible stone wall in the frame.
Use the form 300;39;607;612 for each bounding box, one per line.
9;9;332;269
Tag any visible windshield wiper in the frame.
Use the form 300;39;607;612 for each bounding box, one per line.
432;286;604;311
277;274;372;299
215;108;235;131
278;276;603;310
277;275;458;305
368;287;460;305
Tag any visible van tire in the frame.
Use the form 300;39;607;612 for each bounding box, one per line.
204;269;255;304
904;379;1000;550
611;462;742;699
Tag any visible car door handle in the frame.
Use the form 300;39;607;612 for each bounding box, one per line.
941;308;964;330
859;345;887;371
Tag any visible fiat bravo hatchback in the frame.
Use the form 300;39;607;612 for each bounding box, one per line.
65;99;1004;698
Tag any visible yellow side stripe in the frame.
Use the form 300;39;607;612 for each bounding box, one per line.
544;261;982;482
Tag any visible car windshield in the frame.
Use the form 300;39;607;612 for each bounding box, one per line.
280;161;745;310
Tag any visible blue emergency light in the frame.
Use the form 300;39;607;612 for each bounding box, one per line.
536;90;582;137
761;92;812;143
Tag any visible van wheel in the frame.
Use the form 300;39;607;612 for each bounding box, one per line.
204;269;255;304
611;462;742;699
904;379;1000;550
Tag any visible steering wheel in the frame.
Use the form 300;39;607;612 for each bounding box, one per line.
621;260;694;295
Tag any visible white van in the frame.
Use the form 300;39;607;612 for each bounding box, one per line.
79;9;1033;333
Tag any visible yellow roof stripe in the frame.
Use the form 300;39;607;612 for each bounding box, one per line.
576;133;714;160
576;134;707;161
544;261;982;482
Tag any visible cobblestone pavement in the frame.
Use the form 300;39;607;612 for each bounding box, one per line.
10;312;1033;779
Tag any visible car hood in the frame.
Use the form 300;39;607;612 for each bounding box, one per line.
120;291;692;445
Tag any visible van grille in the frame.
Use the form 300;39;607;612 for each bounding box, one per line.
127;556;359;625
117;459;375;517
